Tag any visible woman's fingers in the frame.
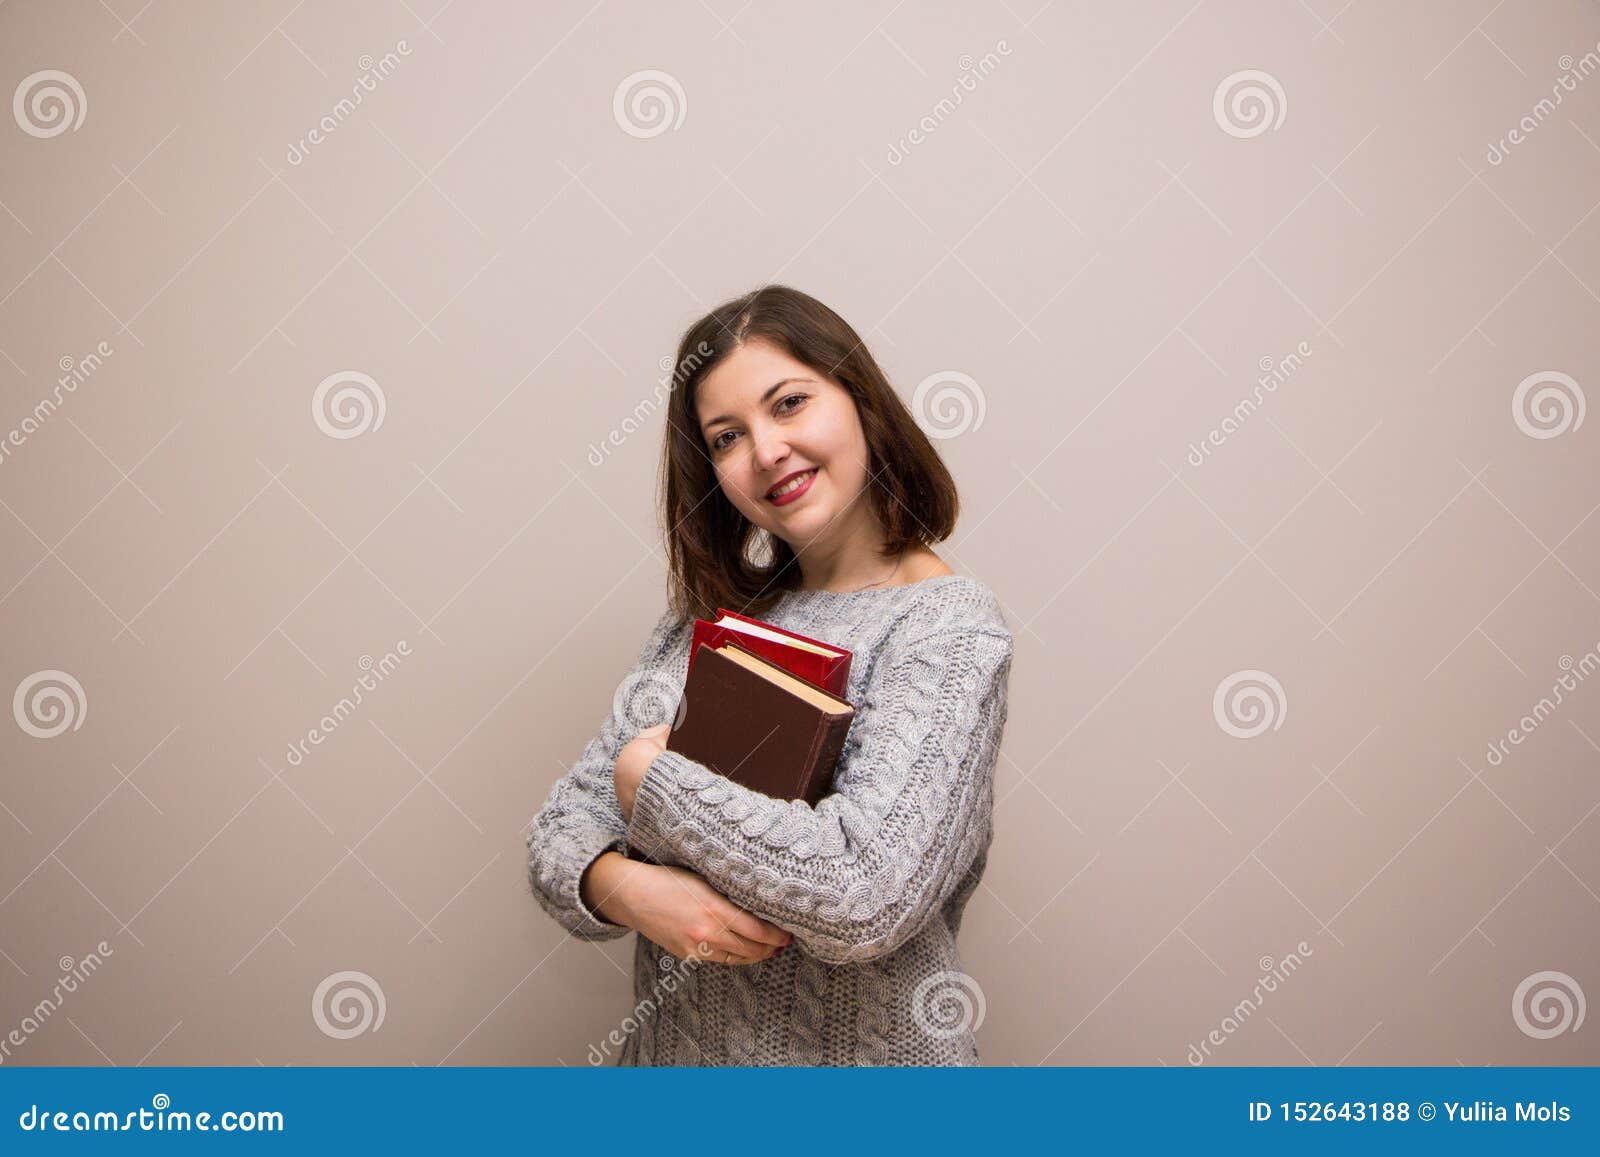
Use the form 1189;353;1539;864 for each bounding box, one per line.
717;927;776;960
715;902;792;948
684;933;752;964
714;947;776;966
687;923;778;965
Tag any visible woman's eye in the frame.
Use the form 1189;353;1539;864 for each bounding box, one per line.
707;395;805;452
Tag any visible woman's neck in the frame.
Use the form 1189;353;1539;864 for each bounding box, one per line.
794;545;950;593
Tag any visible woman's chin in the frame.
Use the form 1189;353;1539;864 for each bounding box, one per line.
774;511;835;551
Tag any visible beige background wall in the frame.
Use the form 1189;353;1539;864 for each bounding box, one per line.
2;1;1597;1066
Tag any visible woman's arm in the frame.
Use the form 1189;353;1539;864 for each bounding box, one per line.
582;849;792;963
525;607;686;941
624;625;1014;965
578;850;635;926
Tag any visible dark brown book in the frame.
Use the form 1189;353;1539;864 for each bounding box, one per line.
625;640;855;865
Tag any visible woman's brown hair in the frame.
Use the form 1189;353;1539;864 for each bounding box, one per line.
658;284;959;623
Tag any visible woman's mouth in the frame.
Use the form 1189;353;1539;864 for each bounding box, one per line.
766;468;818;506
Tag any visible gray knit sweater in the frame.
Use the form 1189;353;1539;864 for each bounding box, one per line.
525;574;1014;1065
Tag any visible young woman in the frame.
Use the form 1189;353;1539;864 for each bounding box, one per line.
525;284;1015;1065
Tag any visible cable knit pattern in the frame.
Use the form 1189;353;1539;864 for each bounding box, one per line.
525;574;1014;1065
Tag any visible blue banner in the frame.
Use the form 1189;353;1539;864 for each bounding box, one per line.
2;1066;1596;1151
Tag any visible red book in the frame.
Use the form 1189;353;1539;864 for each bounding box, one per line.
687;607;852;697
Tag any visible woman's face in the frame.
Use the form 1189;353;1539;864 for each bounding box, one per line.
693;338;874;552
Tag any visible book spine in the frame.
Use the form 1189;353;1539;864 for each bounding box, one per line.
800;712;854;805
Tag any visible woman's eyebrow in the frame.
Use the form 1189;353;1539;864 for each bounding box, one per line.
701;377;812;432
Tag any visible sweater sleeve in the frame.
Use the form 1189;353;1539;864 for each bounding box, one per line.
525;606;687;941
624;624;1013;964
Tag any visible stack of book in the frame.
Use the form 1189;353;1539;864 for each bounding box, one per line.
625;608;855;865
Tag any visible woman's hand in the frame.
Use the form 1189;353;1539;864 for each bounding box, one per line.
613;723;670;822
591;853;792;964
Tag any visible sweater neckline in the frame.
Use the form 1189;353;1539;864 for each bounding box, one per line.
776;572;970;608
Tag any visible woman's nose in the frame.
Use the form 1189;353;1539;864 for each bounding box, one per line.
748;428;789;472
